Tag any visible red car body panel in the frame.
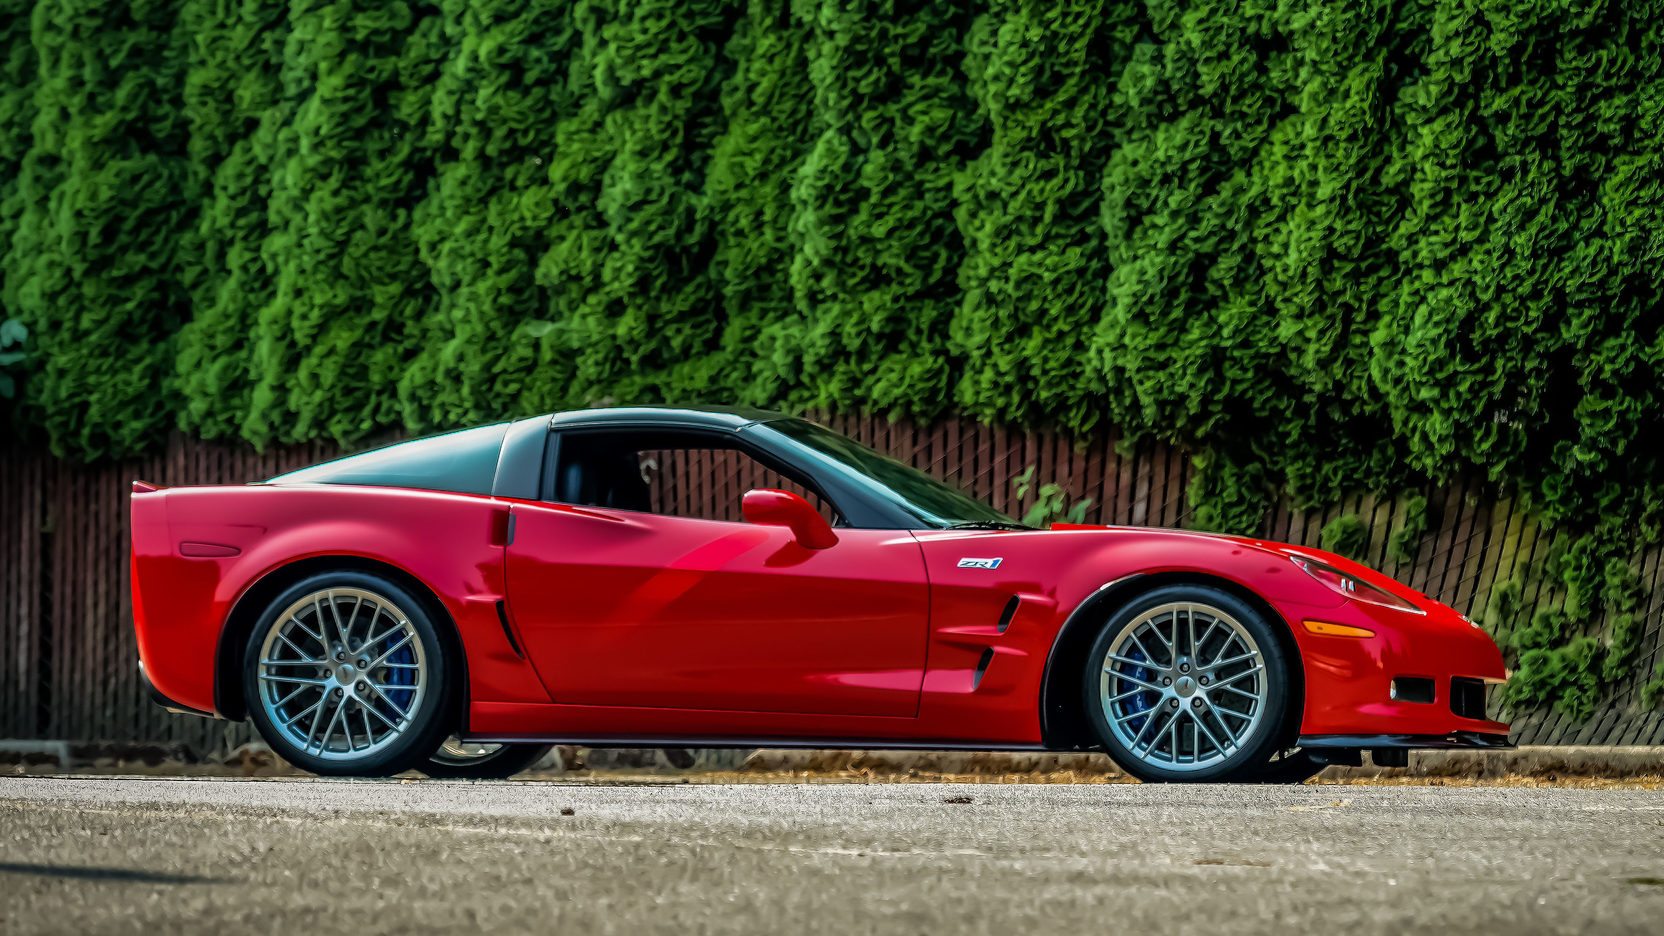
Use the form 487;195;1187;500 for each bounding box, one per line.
504;499;930;717
132;481;1508;748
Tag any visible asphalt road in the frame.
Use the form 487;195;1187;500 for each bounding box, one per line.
2;776;1662;935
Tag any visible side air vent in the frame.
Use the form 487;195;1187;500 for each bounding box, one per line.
495;600;524;659
972;648;995;690
996;595;1020;634
1450;677;1487;720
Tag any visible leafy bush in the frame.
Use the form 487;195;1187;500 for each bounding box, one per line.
1011;466;1093;528
1388;496;1429;564
1320;514;1369;561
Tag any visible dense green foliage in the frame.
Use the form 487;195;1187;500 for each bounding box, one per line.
3;1;1663;713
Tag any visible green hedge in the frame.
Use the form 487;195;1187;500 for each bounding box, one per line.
4;2;1663;709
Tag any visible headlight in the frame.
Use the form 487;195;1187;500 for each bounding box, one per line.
1288;554;1425;614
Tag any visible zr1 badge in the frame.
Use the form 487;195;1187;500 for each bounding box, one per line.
957;557;1003;570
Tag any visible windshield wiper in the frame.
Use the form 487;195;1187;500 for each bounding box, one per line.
943;520;1032;531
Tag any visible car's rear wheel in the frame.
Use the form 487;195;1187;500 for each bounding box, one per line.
1083;585;1293;783
243;571;453;777
420;738;554;779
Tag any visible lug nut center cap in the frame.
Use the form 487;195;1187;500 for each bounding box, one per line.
1174;676;1197;698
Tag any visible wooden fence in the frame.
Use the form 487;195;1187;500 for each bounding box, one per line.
2;414;1661;754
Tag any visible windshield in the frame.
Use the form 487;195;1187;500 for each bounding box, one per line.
756;418;1020;528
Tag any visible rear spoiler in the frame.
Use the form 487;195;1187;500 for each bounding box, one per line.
133;480;166;494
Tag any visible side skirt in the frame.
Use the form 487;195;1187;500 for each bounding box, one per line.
463;736;1056;752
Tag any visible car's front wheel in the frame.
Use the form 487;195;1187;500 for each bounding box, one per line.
420;738;554;779
243;571;454;777
1083;585;1293;783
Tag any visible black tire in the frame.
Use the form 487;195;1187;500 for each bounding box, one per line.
1082;584;1294;783
242;570;454;777
420;742;554;780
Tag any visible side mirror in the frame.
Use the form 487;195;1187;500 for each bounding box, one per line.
742;489;838;550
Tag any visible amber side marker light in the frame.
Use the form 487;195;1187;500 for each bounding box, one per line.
1302;620;1376;638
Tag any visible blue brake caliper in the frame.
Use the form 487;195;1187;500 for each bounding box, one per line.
382;642;417;722
1120;647;1154;736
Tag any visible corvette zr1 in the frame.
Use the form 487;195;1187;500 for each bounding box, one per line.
130;407;1510;782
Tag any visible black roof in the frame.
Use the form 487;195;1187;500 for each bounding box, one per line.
547;405;790;432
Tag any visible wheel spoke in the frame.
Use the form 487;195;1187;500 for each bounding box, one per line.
1214;705;1255;722
314;697;346;754
1200;696;1241;747
326;592;351;650
1210;650;1259;670
364;681;412;720
369;633;414;669
302;694;333;750
344;596;364;650
1217;682;1259;702
1127;704;1164;752
1190;705;1230;755
1194;617;1220;659
360;697;403;732
1127;631;1161;667
278;698;325;729
1112;703;1154;725
258;673;328;687
276;632;318;662
1146;618;1174;653
290;614;325;647
1108;687;1148;705
1212;665;1264;689
339;703;356;752
273;684;311;709
1109;670;1166;692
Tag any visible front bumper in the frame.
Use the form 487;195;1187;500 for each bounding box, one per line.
139;661;218;719
1276;593;1510;738
1298;730;1514;751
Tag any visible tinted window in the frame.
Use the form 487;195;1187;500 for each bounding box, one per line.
552;430;838;524
267;423;509;495
754;418;1016;528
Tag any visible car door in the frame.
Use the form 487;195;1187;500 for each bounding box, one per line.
503;429;930;718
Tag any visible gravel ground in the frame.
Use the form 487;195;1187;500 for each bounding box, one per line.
2;775;1663;935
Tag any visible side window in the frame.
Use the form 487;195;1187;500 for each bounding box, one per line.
553;431;839;525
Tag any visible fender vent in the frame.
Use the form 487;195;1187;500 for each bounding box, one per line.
995;595;1020;633
495;600;524;659
972;648;995;690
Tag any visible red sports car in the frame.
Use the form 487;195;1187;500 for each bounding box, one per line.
130;407;1510;782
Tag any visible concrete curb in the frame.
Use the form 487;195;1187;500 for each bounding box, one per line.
740;746;1664;780
0;740;197;769
6;740;1661;778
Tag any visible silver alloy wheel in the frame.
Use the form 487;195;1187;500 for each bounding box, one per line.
256;587;428;762
1098;601;1267;773
431;737;506;765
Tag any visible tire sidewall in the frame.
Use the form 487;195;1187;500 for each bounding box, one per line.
419;743;554;780
1082;585;1292;783
242;570;454;777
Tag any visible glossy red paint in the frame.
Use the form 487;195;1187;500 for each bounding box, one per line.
504;499;928;717
740;488;839;549
131;485;1508;747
